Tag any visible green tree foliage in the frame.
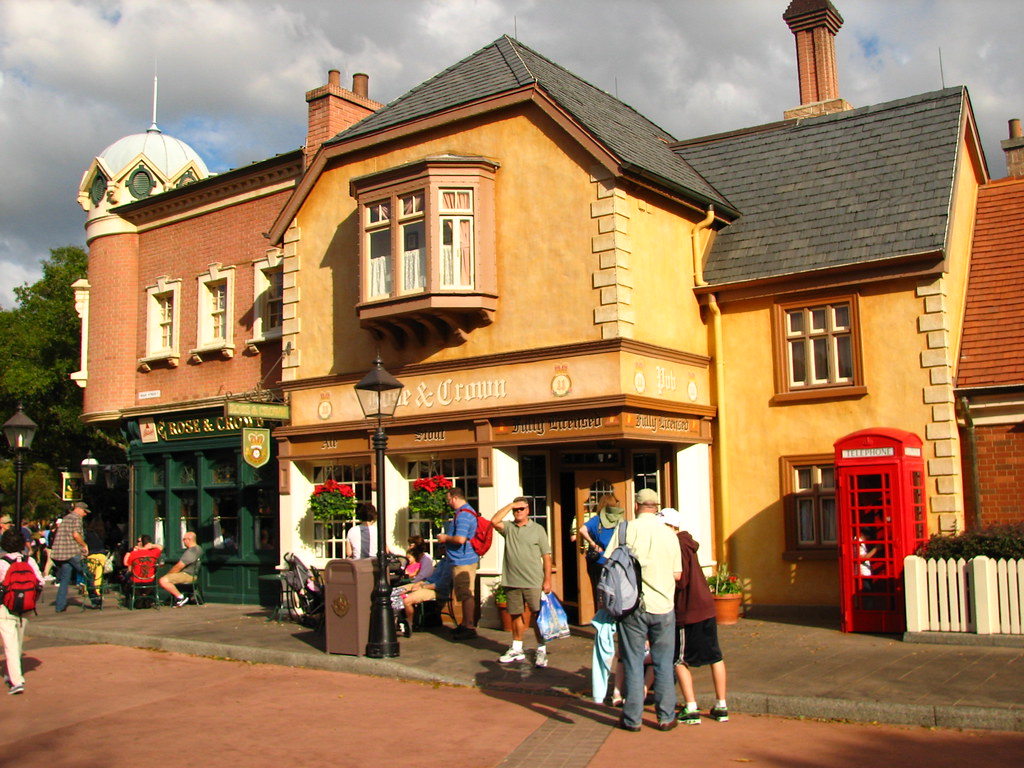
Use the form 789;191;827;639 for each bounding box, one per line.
0;460;64;525
0;246;125;519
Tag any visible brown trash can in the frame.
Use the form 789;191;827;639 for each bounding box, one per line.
323;558;374;655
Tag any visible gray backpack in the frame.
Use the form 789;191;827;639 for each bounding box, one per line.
596;521;643;619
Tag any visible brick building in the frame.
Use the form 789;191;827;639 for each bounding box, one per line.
957;120;1024;528
74;77;380;602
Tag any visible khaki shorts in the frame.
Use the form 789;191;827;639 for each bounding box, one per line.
452;563;477;603
164;572;195;585
505;586;542;615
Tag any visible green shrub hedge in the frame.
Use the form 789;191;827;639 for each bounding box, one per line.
917;523;1024;560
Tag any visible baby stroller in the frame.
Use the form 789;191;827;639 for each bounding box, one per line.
282;552;324;631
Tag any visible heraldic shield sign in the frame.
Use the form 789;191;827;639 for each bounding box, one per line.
242;428;271;468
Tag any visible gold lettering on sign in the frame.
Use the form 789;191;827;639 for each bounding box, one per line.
415;430;446;442
512;420;546;437
550;416;603;431
656;366;677;395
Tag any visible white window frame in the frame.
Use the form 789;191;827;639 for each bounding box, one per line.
192;263;235;360
248;250;284;347
141;275;182;368
785;302;853;388
366;200;393;299
439;189;475;289
400;192;426;294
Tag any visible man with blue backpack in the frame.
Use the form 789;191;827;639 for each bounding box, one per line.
438;487;480;641
603;488;681;732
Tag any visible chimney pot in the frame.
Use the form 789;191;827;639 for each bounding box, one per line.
352;73;369;98
1002;118;1024;178
328;69;341;88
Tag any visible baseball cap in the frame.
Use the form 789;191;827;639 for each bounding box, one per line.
657;507;685;529
635;488;660;506
73;501;90;512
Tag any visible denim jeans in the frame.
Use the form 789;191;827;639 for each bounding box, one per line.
618;609;677;727
54;555;94;611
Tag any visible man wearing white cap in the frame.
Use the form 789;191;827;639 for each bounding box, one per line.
605;487;681;732
658;507;729;725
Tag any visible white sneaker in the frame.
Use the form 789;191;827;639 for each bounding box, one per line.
499;647;526;663
174;594;190;607
534;647;548;668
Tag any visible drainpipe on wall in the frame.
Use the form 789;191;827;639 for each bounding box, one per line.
707;294;730;565
691;207;730;564
957;395;982;528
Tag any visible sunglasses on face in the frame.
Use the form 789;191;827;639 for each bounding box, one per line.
512;506;528;512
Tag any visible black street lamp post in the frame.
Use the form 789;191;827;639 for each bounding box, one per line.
2;404;38;530
354;356;404;659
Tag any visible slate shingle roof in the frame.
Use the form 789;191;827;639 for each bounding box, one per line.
328;36;733;213
674;87;966;285
957;176;1024;390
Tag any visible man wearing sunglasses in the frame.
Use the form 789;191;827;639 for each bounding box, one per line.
491;497;552;668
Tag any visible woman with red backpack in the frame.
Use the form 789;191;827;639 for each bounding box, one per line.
0;527;43;695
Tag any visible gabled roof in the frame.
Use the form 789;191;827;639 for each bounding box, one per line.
674;87;969;286
957;176;1024;390
327;36;734;214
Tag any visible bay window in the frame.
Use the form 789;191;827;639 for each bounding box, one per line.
351;156;498;347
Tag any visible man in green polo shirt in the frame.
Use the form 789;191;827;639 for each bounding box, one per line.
491;497;552;668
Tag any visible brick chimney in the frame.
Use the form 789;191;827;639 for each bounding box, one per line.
304;70;383;169
783;0;853;119
1002;119;1024;178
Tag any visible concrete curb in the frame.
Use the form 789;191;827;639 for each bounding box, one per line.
730;693;1024;732
904;631;1024;648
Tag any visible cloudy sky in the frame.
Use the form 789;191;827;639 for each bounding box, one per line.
1;0;1021;308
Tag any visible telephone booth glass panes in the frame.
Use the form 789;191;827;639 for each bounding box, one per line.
847;470;896;614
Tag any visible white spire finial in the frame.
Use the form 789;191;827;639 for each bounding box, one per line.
149;66;161;133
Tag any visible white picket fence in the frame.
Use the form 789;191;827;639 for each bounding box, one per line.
904;555;1024;634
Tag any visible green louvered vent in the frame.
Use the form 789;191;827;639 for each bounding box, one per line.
175;169;198;188
89;171;108;206
129;165;155;199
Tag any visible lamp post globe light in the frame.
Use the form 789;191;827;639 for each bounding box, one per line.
81;451;100;486
354;356;404;659
2;404;38;530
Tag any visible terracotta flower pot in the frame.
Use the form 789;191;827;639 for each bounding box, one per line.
713;593;742;625
497;603;512;631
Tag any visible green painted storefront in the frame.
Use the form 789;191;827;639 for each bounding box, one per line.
125;410;280;605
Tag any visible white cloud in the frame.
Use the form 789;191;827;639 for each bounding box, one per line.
1;0;1021;307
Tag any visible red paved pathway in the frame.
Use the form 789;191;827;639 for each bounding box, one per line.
5;643;1024;768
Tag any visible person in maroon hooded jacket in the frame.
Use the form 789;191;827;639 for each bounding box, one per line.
658;507;729;726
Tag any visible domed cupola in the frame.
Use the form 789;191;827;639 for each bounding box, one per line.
77;122;210;218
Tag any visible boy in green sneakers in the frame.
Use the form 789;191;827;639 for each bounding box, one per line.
657;508;729;725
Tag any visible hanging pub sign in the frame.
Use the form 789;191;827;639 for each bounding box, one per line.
61;472;83;502
242;428;271;468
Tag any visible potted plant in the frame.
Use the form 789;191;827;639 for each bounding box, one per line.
308;479;357;521
493;582;512;631
707;563;743;625
408;474;454;525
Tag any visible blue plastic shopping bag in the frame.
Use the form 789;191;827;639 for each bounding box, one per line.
537;592;571;641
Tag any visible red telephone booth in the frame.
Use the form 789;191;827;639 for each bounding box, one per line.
834;428;927;633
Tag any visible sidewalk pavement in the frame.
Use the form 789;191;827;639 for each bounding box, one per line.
25;598;1024;733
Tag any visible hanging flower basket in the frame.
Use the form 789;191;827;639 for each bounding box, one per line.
408;474;453;525
308;479;357;521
